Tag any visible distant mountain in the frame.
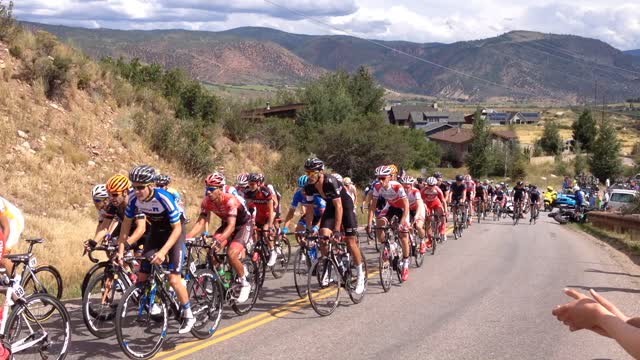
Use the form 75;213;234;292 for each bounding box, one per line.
626;50;640;57
22;22;640;102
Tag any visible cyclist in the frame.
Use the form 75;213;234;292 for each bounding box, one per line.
484;180;494;211
244;173;278;267
92;184;111;234
95;175;148;251
281;175;326;235
258;173;281;221
235;172;249;198
434;172;449;201
155;174;183;210
511;181;528;218
492;183;507;214
303;157;365;294
368;165;412;281
421;176;448;246
474;179;488;219
186;173;253;303
529;185;542;222
0;195;24;272
448;175;467;224
399;176;427;252
117;165;195;334
463;175;476;222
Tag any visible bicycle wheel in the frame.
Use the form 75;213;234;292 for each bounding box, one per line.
5;293;71;360
81;261;109;298
271;236;291;279
115;285;167;359
82;272;127;338
293;247;312;299
22;265;63;300
22;265;64;321
232;257;260;315
513;206;520;226
307;258;340;316
188;269;224;340
347;248;367;304
373;227;380;252
429;217;437;256
379;242;392;292
413;234;425;268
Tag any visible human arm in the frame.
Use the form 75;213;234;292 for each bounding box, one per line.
332;198;343;233
186;213;209;238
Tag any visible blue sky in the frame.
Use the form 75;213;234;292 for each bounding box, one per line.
14;0;640;50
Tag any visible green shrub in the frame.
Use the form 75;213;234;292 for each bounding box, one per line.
8;44;20;58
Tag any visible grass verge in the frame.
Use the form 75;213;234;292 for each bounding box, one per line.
571;222;640;257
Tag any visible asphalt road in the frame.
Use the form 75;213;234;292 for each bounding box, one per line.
66;216;640;359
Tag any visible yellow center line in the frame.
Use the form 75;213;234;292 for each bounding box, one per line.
157;226;454;359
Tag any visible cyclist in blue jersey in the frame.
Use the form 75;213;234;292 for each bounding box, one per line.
117;165;195;334
281;175;326;235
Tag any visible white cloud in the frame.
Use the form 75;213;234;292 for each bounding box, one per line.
12;0;640;50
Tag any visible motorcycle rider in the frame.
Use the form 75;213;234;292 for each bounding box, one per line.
543;186;557;210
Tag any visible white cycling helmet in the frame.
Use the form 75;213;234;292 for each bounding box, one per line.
91;184;109;200
374;165;393;177
573;185;580;192
426;177;438;186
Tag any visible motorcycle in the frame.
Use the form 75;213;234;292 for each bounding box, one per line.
548;206;594;224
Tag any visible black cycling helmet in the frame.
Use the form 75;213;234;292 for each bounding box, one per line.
304;157;324;171
155;174;171;187
455;175;464;182
416;177;424;184
247;173;260;183
129;165;156;184
516;181;524;186
433;172;443;179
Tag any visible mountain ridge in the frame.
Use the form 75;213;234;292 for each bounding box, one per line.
21;21;640;102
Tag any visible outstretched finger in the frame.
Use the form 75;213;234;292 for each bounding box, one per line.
564;288;587;300
590;289;626;320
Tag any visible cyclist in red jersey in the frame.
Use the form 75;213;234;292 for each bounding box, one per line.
368;165;412;281
421;176;448;245
187;175;253;303
244;173;278;267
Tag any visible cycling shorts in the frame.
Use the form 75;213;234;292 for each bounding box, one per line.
409;205;425;222
4;214;24;250
215;219;253;252
297;214;322;228
425;199;444;215
140;222;186;275
320;198;358;237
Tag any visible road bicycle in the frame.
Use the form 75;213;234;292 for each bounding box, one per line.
253;228;291;287
4;238;63;321
513;200;523;226
375;216;406;292
0;268;71;359
292;231;320;299
307;234;368;316
451;201;464;239
529;201;540;224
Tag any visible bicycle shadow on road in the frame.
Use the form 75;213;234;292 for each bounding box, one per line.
566;285;640;294
585;268;640;278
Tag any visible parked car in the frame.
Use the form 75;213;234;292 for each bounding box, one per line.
608;189;637;212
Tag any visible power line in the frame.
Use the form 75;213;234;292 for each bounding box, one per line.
262;0;639;116
261;0;534;99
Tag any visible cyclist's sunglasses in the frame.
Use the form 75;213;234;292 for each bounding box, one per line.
133;185;147;191
305;170;319;176
377;176;388;181
206;186;222;193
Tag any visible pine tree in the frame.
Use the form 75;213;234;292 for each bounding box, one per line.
589;120;622;182
466;108;491;178
572;110;597;152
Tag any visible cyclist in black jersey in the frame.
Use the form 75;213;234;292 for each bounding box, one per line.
511;181;528;217
434;172;449;200
449;175;467;212
302;157;365;295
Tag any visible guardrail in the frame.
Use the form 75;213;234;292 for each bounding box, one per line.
587;211;640;241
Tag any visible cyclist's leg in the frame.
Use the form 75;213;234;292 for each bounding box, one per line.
342;204;362;266
414;207;426;239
